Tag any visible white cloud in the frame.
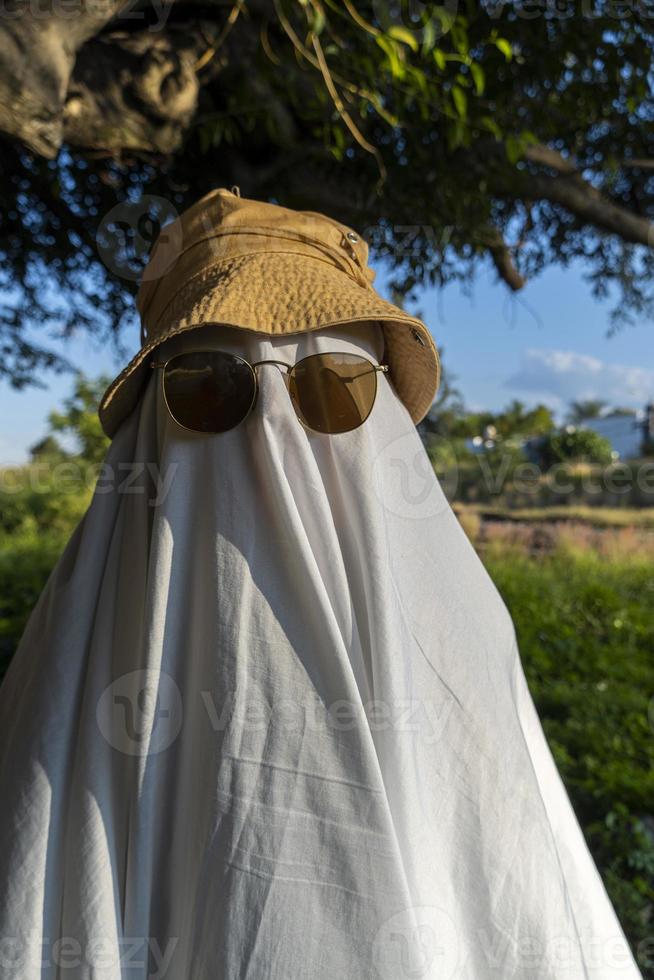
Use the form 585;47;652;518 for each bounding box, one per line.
505;349;654;410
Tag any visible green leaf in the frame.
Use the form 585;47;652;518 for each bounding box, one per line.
376;35;406;79
421;19;437;55
495;38;513;60
433;48;446;71
470;62;485;96
451;23;469;57
309;6;325;35
505;135;522;164
406;65;428;95
452;85;468;119
447;117;468;152
520;129;539;147
434;6;457;36
481;115;502;139
387;25;419;51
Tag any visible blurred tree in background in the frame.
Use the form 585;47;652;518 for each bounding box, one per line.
567;399;609;424
537;426;615;467
45;374;112;465
0;374;108;681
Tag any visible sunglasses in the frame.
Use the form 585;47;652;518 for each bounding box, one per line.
150;349;389;435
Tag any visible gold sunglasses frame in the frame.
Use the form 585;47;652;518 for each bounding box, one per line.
150;349;390;435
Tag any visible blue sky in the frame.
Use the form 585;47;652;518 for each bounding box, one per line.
1;255;653;465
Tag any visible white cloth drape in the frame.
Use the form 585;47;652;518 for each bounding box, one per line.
0;321;642;979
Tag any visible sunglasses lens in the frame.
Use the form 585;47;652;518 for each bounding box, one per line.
289;352;379;434
162;351;256;433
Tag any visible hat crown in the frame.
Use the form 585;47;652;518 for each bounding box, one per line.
98;186;440;439
136;188;373;333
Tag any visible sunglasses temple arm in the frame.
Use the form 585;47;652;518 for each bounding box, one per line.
339;365;389;382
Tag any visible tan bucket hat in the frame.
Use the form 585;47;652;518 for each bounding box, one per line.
98;186;441;437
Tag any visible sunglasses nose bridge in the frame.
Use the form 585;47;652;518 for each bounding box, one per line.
252;359;292;386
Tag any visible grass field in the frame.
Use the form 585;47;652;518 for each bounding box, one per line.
456;502;654;529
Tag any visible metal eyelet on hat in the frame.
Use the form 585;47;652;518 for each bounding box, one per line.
342;230;363;268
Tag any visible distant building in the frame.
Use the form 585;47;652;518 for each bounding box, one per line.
580;412;645;460
464;406;652;461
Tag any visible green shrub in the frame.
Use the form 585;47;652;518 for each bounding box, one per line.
537;428;615;467
487;551;654;975
0;527;71;682
0;458;93;682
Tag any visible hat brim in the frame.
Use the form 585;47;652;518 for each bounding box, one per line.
98;251;441;438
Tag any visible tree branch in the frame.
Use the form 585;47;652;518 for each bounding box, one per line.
0;3;229;157
0;1;126;156
619;158;654;170
527;172;654;247
487;141;654;250
64;27;217;155
524;143;578;175
482;229;526;291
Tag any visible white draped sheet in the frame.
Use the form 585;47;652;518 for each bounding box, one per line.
0;321;642;979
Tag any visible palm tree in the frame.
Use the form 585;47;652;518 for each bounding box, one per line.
566;399;607;425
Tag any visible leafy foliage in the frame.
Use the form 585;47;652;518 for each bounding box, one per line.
567;399;609;424
450;398;556;440
538;427;615;467
0;373;106;677
0;461;93;681
47;373;112;465
488;552;654;975
1;2;654;385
